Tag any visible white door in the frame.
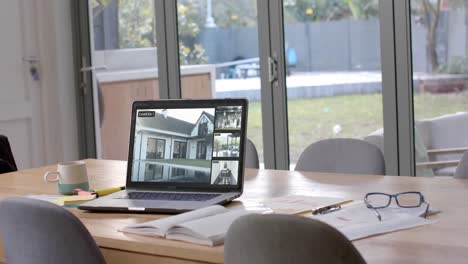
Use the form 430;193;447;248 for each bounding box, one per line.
0;1;44;169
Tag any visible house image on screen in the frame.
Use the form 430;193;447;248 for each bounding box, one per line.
134;111;215;162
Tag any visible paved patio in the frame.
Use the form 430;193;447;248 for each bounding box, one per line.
214;71;468;101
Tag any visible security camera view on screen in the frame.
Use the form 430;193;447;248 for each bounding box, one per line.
215;106;242;130
211;160;239;185
213;133;241;158
131;108;215;183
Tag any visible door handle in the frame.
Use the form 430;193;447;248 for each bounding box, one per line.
22;56;39;63
80;57;108;96
80;65;107;72
268;56;278;83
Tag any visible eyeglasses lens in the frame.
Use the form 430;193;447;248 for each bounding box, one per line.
366;194;390;208
396;193;422;207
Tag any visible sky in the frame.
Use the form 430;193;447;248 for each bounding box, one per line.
154;108;215;123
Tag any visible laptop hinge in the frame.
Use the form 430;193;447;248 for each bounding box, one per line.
124;188;227;194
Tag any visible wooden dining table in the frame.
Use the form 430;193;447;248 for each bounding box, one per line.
0;159;467;263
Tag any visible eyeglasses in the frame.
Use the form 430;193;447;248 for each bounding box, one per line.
364;192;430;221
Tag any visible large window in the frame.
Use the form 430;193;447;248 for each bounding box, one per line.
176;0;264;165
146;138;165;159
93;0;157;50
198;120;209;137
283;0;384;169
197;141;207;159
410;0;468;177
83;0;466;176
90;0;160;161
173;141;187;158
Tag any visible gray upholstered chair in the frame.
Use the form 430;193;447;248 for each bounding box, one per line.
419;112;468;176
365;112;468;176
0;197;106;264
454;152;468;179
295;138;385;175
225;214;366;264
244;138;259;169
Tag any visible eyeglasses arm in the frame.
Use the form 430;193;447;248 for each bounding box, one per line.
423;201;430;218
364;199;382;221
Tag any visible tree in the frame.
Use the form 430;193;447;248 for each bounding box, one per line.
284;0;351;23
118;0;156;48
214;138;221;153
93;0;157;48
178;0;208;65
94;0;208;64
344;0;378;19
93;0;114;17
212;0;258;28
412;0;442;72
412;0;468;72
283;0;378;23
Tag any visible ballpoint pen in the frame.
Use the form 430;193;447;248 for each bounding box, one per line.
311;199;354;215
312;204;342;215
291;199;354;216
294;200;354;215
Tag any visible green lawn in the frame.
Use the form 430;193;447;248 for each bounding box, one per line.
247;92;468;164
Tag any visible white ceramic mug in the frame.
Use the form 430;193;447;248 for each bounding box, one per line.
43;161;90;195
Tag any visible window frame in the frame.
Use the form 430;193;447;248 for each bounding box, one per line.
75;0;417;175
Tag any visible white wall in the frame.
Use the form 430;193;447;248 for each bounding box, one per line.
448;8;468;60
36;0;79;164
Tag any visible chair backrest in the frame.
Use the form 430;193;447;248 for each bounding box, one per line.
363;128;384;154
424;112;468;162
0;197;106;264
0;135;17;173
225;214;366;264
244;138;259;169
454;151;468;179
418;112;468;176
295;138;385;175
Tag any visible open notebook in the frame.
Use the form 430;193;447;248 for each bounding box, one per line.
120;205;257;246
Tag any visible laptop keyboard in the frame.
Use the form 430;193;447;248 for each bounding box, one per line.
119;192;220;202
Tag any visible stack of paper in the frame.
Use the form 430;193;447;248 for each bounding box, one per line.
309;204;437;240
261;195;437;240
52;195;96;206
25;194;96;206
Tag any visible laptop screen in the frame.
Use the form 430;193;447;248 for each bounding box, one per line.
129;102;245;189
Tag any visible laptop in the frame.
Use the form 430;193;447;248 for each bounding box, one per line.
79;99;248;213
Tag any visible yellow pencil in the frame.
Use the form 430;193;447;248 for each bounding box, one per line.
93;186;125;197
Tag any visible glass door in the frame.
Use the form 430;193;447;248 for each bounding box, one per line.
409;0;468;177
175;0;265;166
88;0;161;160
173;141;187;158
79;0;403;172
281;0;386;170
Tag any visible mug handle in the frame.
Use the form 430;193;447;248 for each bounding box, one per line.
43;171;60;183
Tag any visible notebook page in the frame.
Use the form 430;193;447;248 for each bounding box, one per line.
262;195;348;215
310;204;436;241
166;209;255;246
120;205;228;237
